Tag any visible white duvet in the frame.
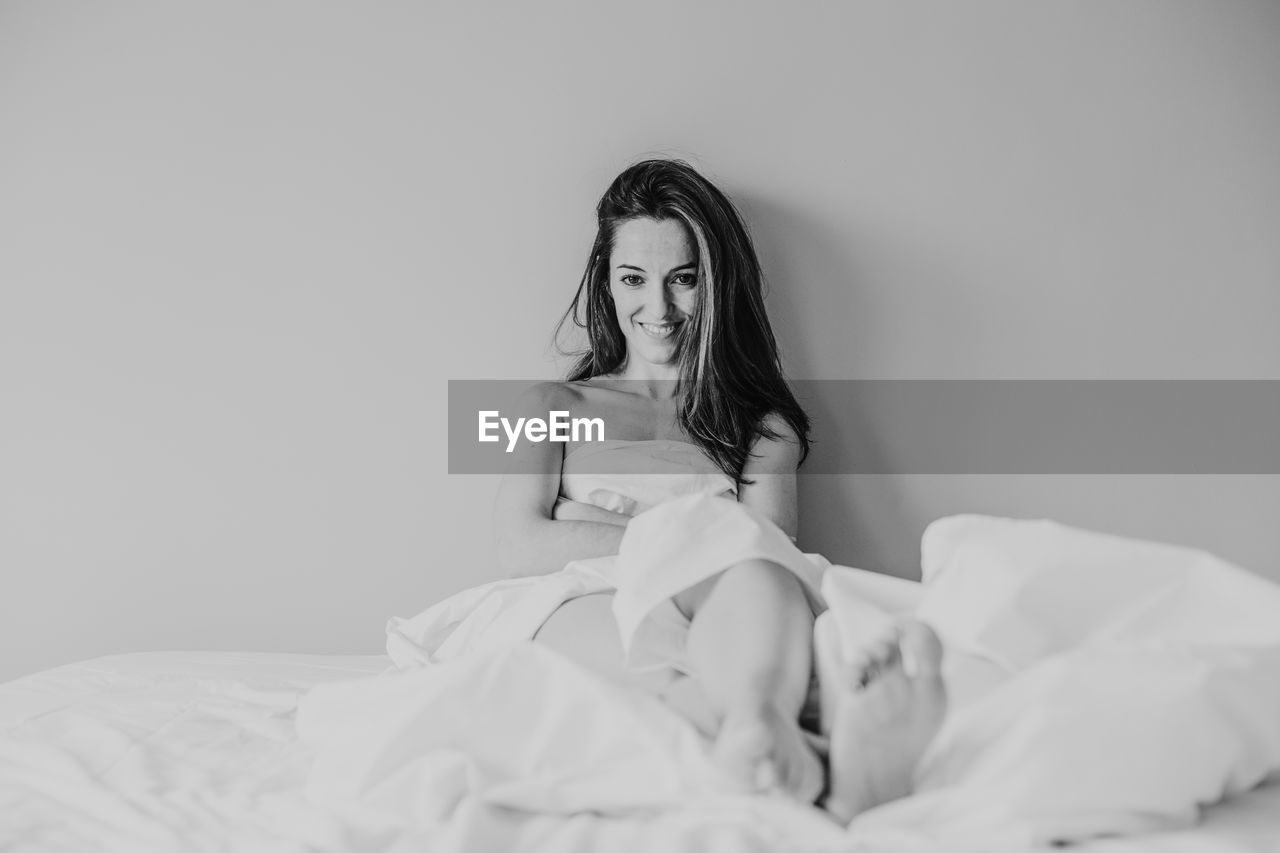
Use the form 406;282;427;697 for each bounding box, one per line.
297;514;1280;851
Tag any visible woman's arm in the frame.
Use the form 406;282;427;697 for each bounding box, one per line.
553;498;630;527
736;413;802;541
492;383;628;578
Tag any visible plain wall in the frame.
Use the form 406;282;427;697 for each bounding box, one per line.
2;1;1278;682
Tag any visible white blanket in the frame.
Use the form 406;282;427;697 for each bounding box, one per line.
848;515;1280;848
297;514;1280;851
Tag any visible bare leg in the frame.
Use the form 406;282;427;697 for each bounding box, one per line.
534;564;823;800
822;619;948;824
675;558;824;801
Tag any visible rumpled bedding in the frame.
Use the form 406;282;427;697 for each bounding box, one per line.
385;494;827;680
297;511;1280;851
849;515;1280;847
0;653;395;852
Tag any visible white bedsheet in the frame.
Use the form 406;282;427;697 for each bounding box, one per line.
2;648;1279;852
0;652;390;852
297;512;1280;851
834;515;1280;847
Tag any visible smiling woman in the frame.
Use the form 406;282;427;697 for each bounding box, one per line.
555;159;810;485
380;158;951;820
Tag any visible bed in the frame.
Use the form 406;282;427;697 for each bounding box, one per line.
6;512;1280;852
2;649;1279;853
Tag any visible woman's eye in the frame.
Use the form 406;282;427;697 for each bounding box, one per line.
673;273;698;287
621;274;644;287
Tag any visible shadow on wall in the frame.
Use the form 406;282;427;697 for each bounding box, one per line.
738;192;921;576
691;191;1280;583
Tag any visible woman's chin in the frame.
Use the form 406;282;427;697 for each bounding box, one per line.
623;337;679;366
640;345;679;366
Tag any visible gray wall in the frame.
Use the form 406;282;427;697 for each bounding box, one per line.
2;1;1278;682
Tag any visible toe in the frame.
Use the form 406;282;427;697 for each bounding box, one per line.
788;742;826;804
713;715;774;787
898;621;944;680
846;653;873;691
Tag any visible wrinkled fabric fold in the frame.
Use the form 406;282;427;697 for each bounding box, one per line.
301;512;1280;851
612;493;828;672
386;491;825;680
845;515;1280;848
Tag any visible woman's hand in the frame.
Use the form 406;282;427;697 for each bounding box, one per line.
553;498;630;528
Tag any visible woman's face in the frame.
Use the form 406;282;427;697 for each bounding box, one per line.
608;217;699;368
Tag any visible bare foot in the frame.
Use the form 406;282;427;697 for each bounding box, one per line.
659;673;718;737
821;620;947;825
712;703;825;803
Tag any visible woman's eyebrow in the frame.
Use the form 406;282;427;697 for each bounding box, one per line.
615;262;697;272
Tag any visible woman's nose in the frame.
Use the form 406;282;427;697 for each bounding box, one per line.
648;283;673;316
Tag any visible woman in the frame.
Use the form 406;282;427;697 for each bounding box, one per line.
398;159;946;822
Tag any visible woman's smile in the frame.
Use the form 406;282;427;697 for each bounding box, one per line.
636;319;682;339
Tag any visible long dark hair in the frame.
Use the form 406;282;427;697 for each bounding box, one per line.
555;159;810;484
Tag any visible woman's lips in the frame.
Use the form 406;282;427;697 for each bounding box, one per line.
637;320;681;339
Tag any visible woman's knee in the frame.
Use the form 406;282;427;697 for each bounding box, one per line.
673;559;807;620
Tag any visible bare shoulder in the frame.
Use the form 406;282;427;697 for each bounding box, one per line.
757;411;801;445
516;380;586;412
744;412;802;474
739;411;801;537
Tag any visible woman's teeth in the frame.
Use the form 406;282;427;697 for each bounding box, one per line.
638;321;678;338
